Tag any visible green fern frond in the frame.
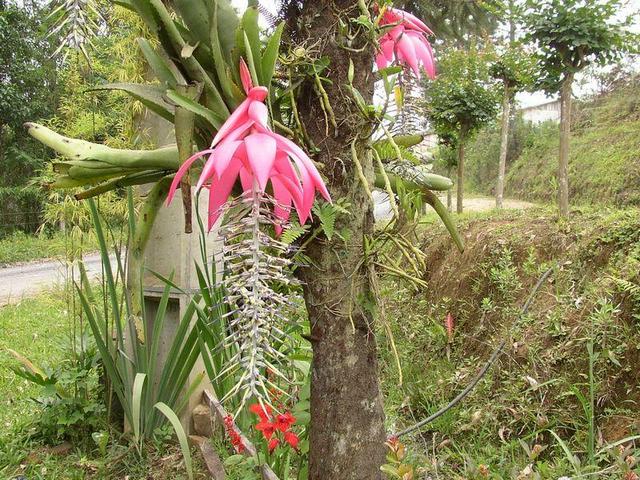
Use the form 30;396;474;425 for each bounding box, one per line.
281;222;309;245
312;202;337;240
611;276;640;300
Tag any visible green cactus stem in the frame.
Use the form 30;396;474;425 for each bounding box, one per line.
26;123;179;171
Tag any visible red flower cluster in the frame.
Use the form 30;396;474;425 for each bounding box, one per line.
223;414;246;453
250;403;299;453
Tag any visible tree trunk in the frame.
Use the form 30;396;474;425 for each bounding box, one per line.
293;2;386;478
447;165;453;212
456;128;467;214
496;85;511;209
558;73;574;217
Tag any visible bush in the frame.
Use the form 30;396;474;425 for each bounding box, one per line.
0;186;45;238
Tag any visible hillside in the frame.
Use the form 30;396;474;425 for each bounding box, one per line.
465;78;640;207
379;207;640;478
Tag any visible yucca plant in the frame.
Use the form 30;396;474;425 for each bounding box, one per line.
77;197;204;439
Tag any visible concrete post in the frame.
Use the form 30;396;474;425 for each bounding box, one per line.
141;188;221;432
136;111;220;433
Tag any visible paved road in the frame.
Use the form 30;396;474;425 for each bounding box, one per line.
0;254;109;306
1;195;533;306
374;192;534;219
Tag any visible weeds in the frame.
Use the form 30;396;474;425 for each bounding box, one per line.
380;207;640;479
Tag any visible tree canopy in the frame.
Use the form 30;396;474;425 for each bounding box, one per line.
425;47;500;143
489;44;537;92
0;2;58;188
524;0;639;94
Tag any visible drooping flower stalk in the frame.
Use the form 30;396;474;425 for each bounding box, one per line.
168;59;331;235
375;5;436;79
165;60;331;407
215;187;299;407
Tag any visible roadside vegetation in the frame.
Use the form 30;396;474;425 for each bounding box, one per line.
0;231;101;266
3;206;639;478
379;206;640;478
465;74;640;207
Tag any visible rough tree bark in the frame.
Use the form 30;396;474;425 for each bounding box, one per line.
292;1;387;478
496;84;512;209
558;72;574;217
456;126;468;214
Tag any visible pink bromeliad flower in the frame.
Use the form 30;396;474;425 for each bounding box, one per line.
375;5;436;79
167;59;331;234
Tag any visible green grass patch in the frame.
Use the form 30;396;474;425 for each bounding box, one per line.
0;291;71;431
0;231;101;266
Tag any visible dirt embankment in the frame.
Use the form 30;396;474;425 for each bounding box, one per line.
384;207;640;444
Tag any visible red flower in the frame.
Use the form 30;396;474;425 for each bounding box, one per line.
284;431;300;450
255;419;277;440
250;403;299;452
249;403;272;422
275;412;296;432
223;415;246;453
268;438;280;453
445;312;454;343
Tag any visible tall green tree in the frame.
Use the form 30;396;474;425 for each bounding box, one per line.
425;47;500;213
0;2;58;185
489;45;536;208
524;0;638;217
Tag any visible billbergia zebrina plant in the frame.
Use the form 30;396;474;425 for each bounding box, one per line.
27;0;461;412
166;59;331;407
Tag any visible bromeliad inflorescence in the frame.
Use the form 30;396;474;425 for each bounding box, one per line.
168;59;330;407
168;59;330;235
375;4;436;79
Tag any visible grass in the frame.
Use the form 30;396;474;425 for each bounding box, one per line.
0;290;71;431
0;231;101;266
0;289;203;479
0;289;85;478
379;206;640;478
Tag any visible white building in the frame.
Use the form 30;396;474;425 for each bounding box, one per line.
519;99;561;124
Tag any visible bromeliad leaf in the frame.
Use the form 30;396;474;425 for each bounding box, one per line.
137;38;185;87
91;83;175;122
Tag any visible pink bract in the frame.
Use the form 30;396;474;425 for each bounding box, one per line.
376;5;436;79
167;59;331;234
